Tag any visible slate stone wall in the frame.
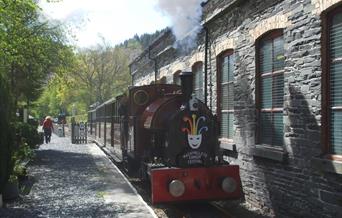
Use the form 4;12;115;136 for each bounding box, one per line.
130;0;342;217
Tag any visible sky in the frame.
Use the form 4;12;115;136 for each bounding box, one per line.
38;0;171;48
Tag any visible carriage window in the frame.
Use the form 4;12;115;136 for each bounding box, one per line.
192;62;204;101
323;7;342;155
217;50;234;141
256;30;284;147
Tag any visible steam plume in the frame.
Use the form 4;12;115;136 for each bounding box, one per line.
157;0;204;51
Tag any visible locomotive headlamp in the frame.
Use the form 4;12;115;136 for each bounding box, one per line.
168;180;185;197
221;177;237;193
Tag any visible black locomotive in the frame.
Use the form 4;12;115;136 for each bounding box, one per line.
88;72;241;203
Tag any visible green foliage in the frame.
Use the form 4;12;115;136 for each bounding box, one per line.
15;122;42;149
10;142;35;182
75;42;132;104
33;39;134;117
0;0;72;193
0;0;74;105
1;0;165;123
66;114;87;123
12;143;35;166
29;13;166;120
7;123;38;183
123;28;168;49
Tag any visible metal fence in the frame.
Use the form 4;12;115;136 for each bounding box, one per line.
71;122;87;144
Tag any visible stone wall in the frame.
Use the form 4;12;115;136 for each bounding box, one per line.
130;0;342;217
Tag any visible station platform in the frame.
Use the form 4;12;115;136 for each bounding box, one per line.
90;137;124;163
0;134;157;218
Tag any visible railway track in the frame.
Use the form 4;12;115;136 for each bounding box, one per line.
167;202;234;218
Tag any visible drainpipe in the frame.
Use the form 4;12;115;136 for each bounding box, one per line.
148;46;158;83
204;27;209;106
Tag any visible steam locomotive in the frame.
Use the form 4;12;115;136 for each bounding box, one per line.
88;72;241;203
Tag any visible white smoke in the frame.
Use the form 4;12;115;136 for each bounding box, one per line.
157;0;204;51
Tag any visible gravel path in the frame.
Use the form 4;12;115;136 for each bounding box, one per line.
0;135;156;218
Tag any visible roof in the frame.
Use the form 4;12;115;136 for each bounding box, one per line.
129;28;172;67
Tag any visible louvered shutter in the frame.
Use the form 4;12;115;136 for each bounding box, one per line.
259;32;284;147
193;63;204;101
220;53;234;139
330;13;342;154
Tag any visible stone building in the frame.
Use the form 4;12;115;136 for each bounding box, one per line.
129;0;342;217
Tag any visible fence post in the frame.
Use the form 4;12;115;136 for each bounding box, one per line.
71;117;75;144
85;123;88;143
75;123;79;144
71;123;74;144
69;118;88;144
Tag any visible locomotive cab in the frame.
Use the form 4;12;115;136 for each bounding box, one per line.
121;84;181;171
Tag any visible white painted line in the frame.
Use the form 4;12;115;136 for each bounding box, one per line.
92;144;158;218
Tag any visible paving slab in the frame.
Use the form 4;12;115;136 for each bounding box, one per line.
0;134;157;218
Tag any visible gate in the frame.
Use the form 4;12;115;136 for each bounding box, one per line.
71;122;87;144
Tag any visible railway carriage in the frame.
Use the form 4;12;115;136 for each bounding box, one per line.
88;72;242;203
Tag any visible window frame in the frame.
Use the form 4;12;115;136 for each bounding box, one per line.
216;49;235;143
255;29;285;147
322;5;342;160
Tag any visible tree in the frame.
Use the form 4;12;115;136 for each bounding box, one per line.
0;0;74;107
75;40;132;104
0;0;76;191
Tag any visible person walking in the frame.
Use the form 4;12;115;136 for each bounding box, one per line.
43;116;54;143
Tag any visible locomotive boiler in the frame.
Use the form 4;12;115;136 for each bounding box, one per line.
89;72;242;204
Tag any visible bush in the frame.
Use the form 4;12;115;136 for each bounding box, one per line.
15;122;42;149
0;76;40;194
10;122;40;180
10;141;35;181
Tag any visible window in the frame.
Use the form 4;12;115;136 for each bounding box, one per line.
322;6;342;156
256;30;285;147
158;76;166;84
173;70;181;85
192;62;204;101
217;50;234;141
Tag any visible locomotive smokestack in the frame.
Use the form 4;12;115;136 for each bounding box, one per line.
179;71;193;101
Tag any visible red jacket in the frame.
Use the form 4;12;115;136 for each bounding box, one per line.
43;119;53;130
